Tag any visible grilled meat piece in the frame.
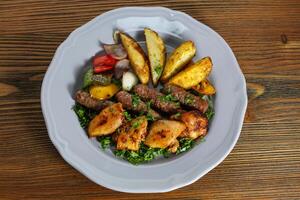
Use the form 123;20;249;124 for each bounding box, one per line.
133;84;180;114
162;84;208;113
144;120;186;149
115;91;161;120
178;110;208;139
116;116;148;151
75;90;113;110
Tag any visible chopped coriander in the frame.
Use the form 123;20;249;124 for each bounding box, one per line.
176;138;196;154
159;94;178;102
202;95;215;121
131;94;140;108
146;100;153;110
132;118;143;129
114;143;169;165
97;136;113;149
154;65;162;76
184;95;194;105
72;103;97;128
124;111;132;121
173;112;181;118
146;112;155;121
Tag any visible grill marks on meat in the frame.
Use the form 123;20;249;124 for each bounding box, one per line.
133;84;180;114
162;84;208;113
115;91;161;119
75;90;113;110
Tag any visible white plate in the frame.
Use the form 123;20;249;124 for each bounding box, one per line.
41;7;247;193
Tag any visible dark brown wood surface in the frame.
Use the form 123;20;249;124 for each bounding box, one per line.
0;0;299;199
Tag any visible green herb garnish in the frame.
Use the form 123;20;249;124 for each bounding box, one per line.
176;138;196;154
159;94;178;102
202;95;215;121
146;112;155;121
97;136;114;149
173;112;181;118
124;111;132;121
132;119;142;129
184;95;194;105
132;94;141;108
114;143;169;165
72;103;97;128
154;65;163;77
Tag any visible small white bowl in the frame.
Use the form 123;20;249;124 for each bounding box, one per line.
41;7;247;193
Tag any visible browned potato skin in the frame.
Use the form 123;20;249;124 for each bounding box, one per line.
161;41;196;82
168;57;212;89
120;32;150;84
144;120;186;149
192;79;216;95
88;103;124;137
116;116;148;151
179;111;208;139
144;28;166;86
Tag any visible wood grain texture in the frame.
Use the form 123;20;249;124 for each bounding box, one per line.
0;0;299;199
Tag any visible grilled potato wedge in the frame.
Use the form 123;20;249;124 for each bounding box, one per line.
120;32;150;84
179;111;208;139
88;103;124;137
161;41;196;82
144;120;186;149
116;116;148;151
144;28;166;86
168;57;212;89
192;79;216;95
167;139;179;153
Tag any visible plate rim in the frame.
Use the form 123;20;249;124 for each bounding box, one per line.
41;6;248;193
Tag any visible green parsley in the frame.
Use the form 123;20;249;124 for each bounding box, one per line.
176;138;196;154
72;103;97;128
97;136;114;149
146;112;155;121
202;95;215;121
132;119;142;129
124;111;132;121
132;94;141;108
184;95;194;105
173;112;181;119
114;143;169;165
154;65;162;77
159;94;178;102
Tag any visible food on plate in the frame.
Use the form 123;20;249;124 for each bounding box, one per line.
116;116;148;151
116;91;161;120
89;83;120;100
114;59;130;79
178;111;208;139
144;120;186;149
162;84;208;113
168;57;212;89
161;41;196;82
122;71;138;91
75;90;113;110
192;79;216;95
88;103;124;137
120;32;150;84
144;28;166;85
73;28;216;165
133;84;180;114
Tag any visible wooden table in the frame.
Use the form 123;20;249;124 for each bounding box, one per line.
0;1;299;199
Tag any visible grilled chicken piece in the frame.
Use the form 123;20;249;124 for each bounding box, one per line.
144;120;186;149
88;103;124;137
179;111;208;139
75;90;113;110
116;116;148;151
167;139;179;153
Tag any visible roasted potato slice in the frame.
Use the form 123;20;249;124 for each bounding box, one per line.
144;28;166;86
168;57;212;89
120;32;150;84
88;103;124;137
116;116;148;151
161;41;196;82
192;79;216;95
179;111;208;139
144;120;186;149
167;139;179;153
